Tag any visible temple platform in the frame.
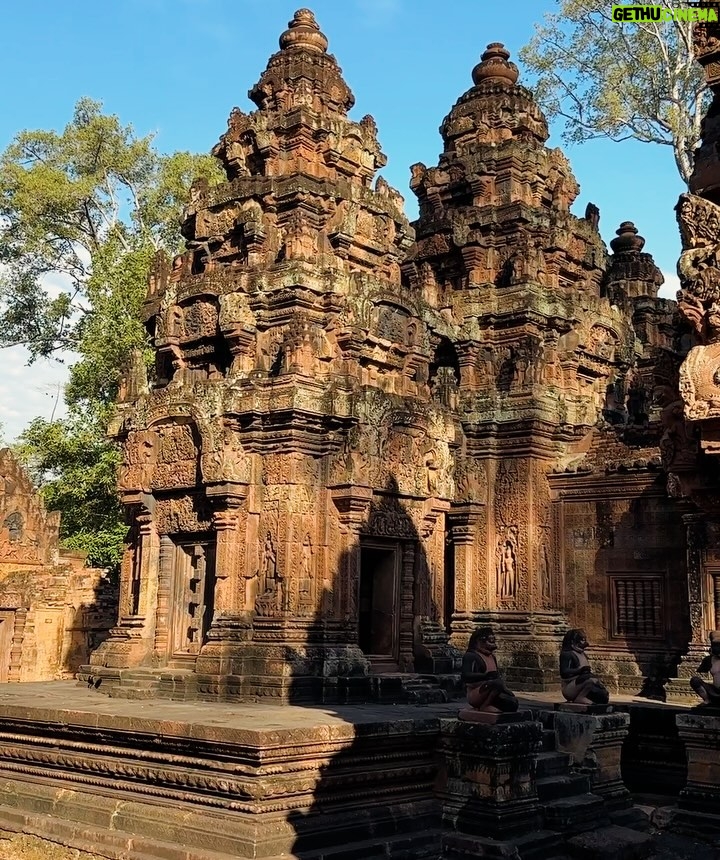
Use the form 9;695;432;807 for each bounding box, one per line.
0;683;709;859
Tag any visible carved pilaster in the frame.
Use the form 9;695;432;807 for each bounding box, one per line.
207;483;249;621
447;503;484;617
421;500;450;624
136;508;157;620
330;485;373;623
153;535;174;661
685;513;708;646
8;609;26;682
668;513;710;700
399;541;416;671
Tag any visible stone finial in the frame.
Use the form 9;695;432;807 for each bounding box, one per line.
610;221;646;254
472;43;520;86
279;9;328;54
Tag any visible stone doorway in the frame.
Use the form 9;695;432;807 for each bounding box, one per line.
0;611;14;682
359;542;400;671
168;539;216;663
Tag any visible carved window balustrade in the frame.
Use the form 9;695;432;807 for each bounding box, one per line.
609;574;664;639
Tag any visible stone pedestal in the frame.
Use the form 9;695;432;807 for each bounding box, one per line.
471;610;567;691
552;710;632;811
436;716;561;857
674;711;720;839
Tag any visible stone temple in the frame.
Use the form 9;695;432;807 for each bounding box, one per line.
4;8;720;860
81;9;692;704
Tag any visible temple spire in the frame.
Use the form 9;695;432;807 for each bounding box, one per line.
279;9;329;53
248;7;354;115
472;43;519;86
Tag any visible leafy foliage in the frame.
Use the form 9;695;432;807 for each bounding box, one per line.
3;99;223;569
519;0;709;184
15;417;126;571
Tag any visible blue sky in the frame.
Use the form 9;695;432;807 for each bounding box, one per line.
0;0;685;440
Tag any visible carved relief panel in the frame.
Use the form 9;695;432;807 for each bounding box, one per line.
493;459;528;608
151;423;200;490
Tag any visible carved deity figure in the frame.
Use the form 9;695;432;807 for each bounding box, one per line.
498;541;517;600
4;512;23;543
559;629;610;706
254;532;284;616
300;533;314;579
690;631;720;707
460;627;519;715
262;533;277;581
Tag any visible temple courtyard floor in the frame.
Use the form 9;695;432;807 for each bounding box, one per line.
0;682;713;860
0;680;694;729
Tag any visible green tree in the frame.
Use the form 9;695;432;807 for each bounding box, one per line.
1;99;223;570
15;417;126;571
519;0;709;184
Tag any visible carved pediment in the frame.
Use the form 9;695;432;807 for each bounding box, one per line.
679;342;720;420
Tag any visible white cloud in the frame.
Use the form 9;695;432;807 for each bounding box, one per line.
0;346;72;444
0;262;86;444
658;270;679;301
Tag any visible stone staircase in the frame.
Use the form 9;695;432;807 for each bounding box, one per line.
400;674;452;704
536;726;612;839
532;715;653;858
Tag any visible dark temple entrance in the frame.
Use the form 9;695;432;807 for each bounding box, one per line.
359;543;400;671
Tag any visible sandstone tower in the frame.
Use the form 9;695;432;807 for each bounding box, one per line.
86;12;687;701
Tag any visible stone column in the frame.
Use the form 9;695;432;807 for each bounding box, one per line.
196;484;251;677
212;505;242;615
89;497;159;670
8;609;26;682
447;503;484;647
399;541;415;671
136;508;159;622
152;535;174;661
422;500;451;625
330;485;373;628
206;483;249;621
668;513;710;701
686;513;709;648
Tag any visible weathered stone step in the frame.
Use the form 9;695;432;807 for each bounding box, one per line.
537;774;591;802
543;793;609;834
542;728;556;751
297;828;443;859
566;824;654;859
610;806;652;833
536;750;573;778
443;828;564;860
107;688;156;700
537;710;558;730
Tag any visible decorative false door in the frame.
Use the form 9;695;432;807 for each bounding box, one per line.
169;540;216;661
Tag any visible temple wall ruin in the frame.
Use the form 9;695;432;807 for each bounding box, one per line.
0;449;117;681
